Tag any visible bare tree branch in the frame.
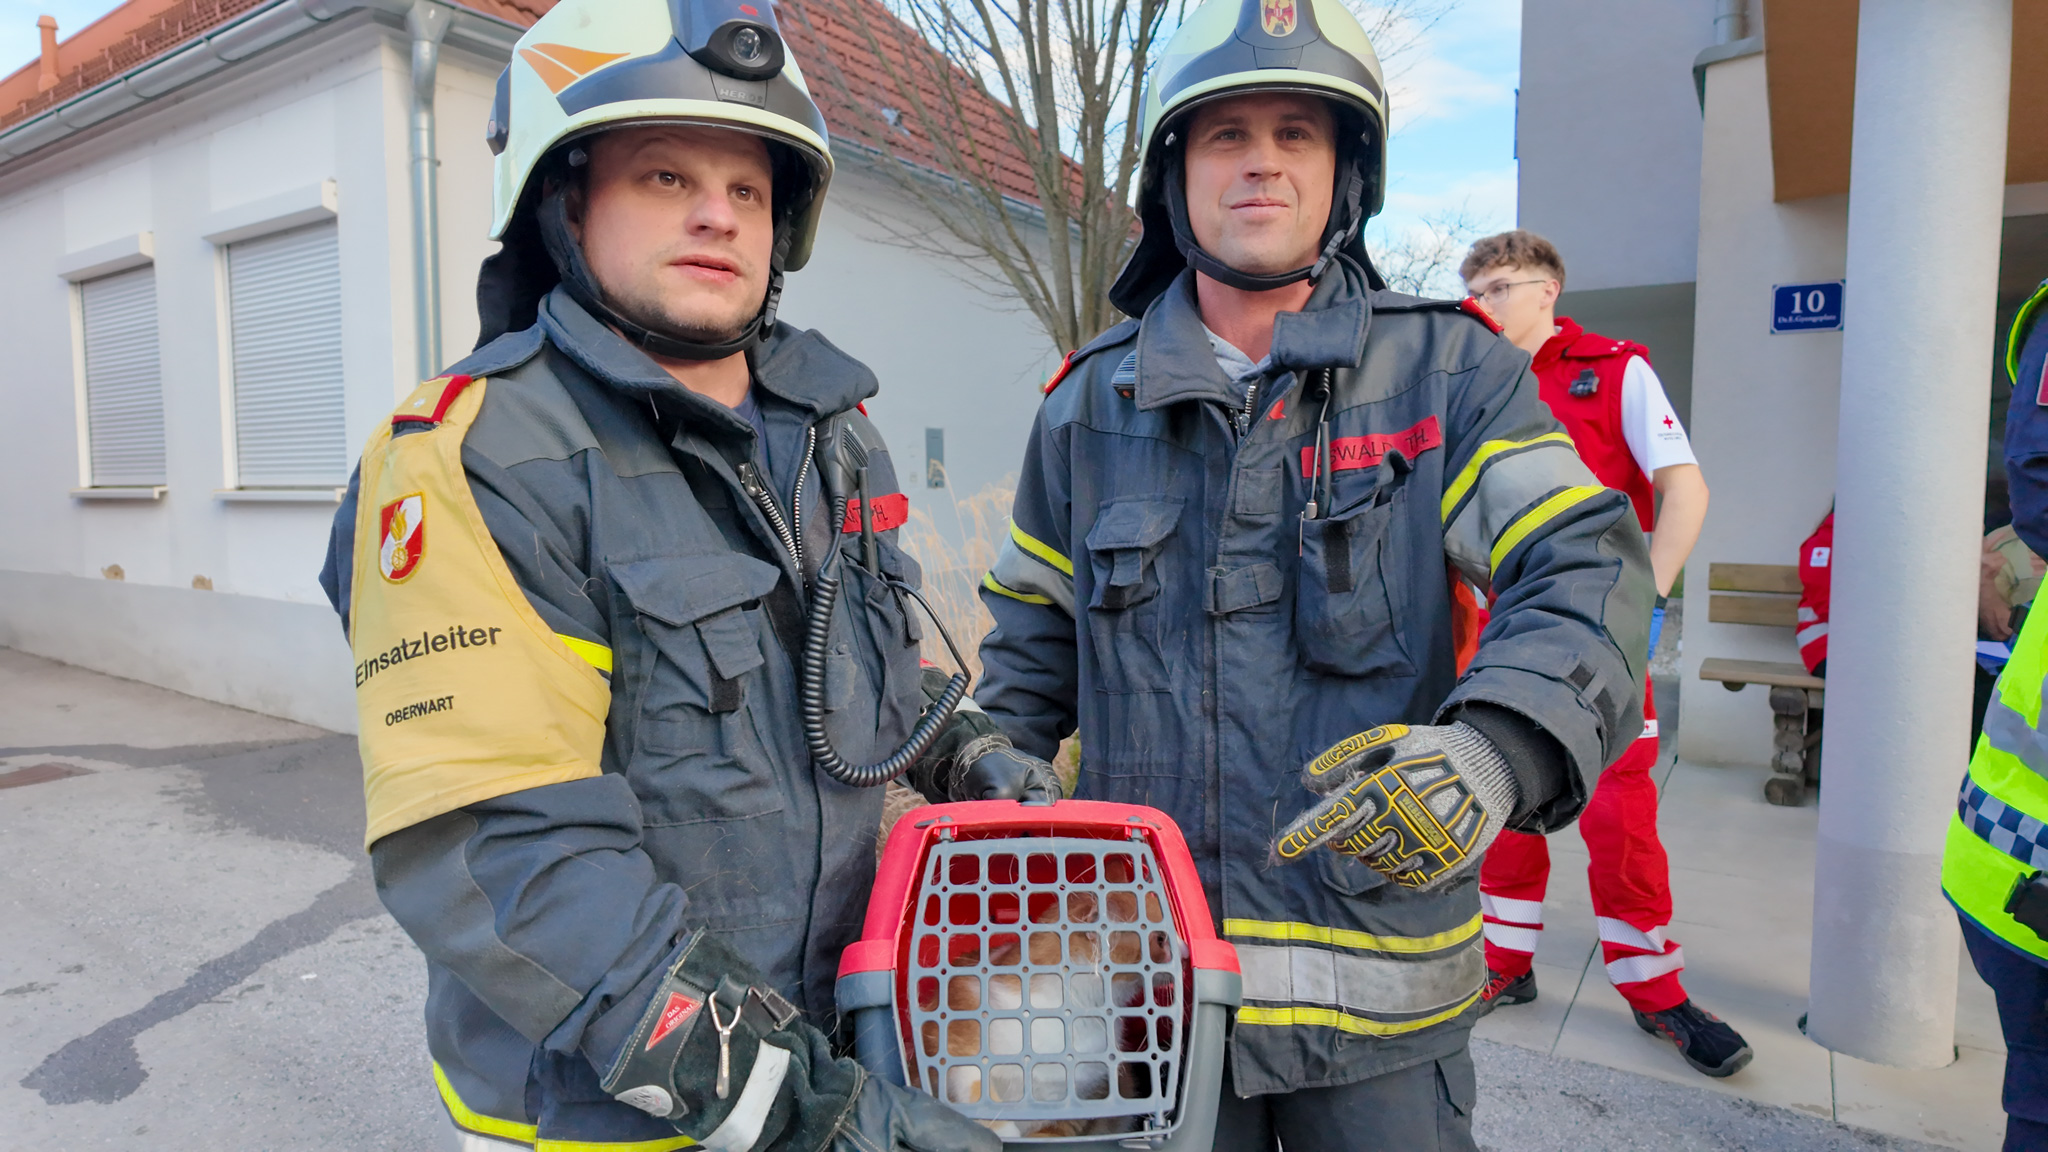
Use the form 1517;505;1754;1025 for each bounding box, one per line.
787;0;1461;351
1369;201;1487;297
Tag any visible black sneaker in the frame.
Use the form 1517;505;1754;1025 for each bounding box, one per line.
1477;968;1537;1014
1634;1000;1754;1077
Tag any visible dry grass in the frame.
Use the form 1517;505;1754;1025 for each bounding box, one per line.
895;476;1014;680
889;477;1082;803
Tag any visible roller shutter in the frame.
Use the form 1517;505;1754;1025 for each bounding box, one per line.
79;266;166;487
227;221;345;487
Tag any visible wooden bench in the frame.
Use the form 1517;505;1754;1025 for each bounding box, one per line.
1696;563;1825;806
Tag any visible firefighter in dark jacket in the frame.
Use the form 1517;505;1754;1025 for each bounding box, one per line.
316;0;1048;1147
971;0;1655;1145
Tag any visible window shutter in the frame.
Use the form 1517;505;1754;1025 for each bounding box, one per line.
228;221;345;488
80;266;166;487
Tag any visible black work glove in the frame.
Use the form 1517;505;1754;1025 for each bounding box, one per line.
906;666;1063;804
957;743;1062;803
1270;722;1520;892
832;1074;1003;1152
603;929;869;1151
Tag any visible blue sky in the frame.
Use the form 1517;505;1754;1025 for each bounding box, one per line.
0;0;122;79
1377;0;1520;229
1364;0;1523;291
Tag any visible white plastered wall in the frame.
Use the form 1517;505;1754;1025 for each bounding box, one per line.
1676;52;1847;766
1517;0;1717;293
0;21;425;733
778;160;1060;514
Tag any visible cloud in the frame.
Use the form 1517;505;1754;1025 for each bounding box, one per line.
1388;50;1514;130
1383;166;1517;229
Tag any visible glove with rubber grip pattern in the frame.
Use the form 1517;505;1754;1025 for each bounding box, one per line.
1270;722;1519;892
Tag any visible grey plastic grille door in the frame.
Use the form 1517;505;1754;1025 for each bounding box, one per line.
80;266;166;487
227;221;345;487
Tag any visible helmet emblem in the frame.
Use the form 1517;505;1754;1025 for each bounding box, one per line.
380;494;426;582
518;43;630;95
1260;0;1297;37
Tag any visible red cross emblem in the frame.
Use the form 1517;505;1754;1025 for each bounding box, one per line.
1662;416;1675;429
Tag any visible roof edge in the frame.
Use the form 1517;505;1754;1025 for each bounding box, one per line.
0;0;522;169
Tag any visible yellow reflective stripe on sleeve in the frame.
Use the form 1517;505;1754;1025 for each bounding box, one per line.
1009;521;1073;576
1222;914;1483;955
1489;485;1605;572
1236;991;1482;1037
1439;432;1578;522
435;1062;539;1145
556;634;613;673
984;571;1054;605
536;1131;704;1139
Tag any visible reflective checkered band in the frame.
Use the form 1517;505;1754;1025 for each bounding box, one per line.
1961;772;2048;872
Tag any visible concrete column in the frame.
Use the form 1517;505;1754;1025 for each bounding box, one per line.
1808;0;2011;1068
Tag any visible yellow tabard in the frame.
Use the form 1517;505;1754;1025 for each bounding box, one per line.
349;375;611;848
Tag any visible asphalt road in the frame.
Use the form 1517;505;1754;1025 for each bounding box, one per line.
0;649;1950;1151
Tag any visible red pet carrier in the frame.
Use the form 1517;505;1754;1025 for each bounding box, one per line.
837;800;1240;1147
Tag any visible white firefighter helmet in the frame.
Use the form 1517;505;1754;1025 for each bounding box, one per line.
487;0;833;271
1109;0;1389;314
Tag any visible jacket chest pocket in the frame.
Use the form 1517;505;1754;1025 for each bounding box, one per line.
1295;472;1417;680
823;535;925;761
611;553;788;825
1085;498;1183;694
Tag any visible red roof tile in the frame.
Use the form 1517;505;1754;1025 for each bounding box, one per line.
0;0;1065;208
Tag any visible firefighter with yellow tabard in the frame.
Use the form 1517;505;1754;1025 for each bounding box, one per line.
1949;277;2048;1152
316;0;1049;1146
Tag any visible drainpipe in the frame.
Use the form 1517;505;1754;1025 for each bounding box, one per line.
407;0;451;383
1713;0;1748;45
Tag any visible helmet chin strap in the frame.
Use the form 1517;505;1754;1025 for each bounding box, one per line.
1165;140;1370;294
536;187;789;362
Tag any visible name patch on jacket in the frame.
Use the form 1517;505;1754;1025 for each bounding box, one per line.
1300;416;1442;477
842;493;909;534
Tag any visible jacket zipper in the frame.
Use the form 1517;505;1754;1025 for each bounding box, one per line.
1235;377;1262;438
739;422;814;579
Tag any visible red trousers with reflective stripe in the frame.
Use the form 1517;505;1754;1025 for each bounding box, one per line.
1478;682;1688;1013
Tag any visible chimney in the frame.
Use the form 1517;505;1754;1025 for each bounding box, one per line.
37;15;58;92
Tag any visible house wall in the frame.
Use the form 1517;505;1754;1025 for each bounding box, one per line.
1517;0;1720;293
779;159;1059;518
0;16;1056;732
0;22;412;733
1676;52;1848;766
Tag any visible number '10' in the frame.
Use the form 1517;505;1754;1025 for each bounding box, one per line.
1789;289;1828;315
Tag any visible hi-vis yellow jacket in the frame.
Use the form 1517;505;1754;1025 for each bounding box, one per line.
1947;279;2048;966
319;290;925;1145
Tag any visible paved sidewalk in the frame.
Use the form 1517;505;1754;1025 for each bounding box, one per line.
0;649;1996;1149
1473;687;2006;1151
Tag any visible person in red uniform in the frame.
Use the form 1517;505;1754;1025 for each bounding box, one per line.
1798;511;1834;676
1461;231;1751;1078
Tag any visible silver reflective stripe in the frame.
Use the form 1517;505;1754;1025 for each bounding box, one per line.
1234;941;1484;1019
700;1041;791;1152
1983;689;2048;780
988;535;1076;615
1442;442;1596;583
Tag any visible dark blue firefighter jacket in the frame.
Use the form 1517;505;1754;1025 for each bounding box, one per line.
975;261;1655;1095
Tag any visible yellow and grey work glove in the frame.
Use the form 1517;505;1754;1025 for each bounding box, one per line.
1270;723;1520;892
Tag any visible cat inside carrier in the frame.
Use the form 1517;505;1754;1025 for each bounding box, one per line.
837;800;1241;1148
